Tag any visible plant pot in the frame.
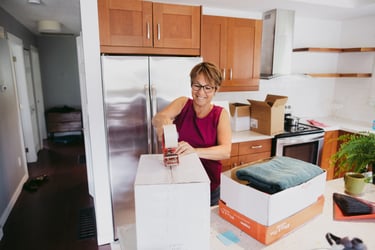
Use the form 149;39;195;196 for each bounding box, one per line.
344;172;367;196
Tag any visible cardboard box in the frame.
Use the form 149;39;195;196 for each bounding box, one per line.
248;94;288;135
220;167;326;226
219;196;325;245
229;103;251;131
134;153;210;250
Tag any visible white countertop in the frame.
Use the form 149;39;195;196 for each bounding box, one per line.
231;130;273;143
300;116;375;133
232;116;375;143
210;178;375;250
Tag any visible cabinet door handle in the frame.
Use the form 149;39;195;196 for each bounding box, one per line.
230;68;233;80
146;22;150;40
222;68;226;80
251;145;263;149
157;23;161;40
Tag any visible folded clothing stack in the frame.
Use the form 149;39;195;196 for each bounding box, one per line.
235;156;324;194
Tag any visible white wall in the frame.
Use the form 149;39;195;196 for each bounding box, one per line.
79;0;114;245
0;37;29;241
333;15;375;123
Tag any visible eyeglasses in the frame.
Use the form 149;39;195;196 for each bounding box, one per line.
191;83;216;93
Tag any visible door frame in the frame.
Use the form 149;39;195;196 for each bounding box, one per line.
7;33;38;162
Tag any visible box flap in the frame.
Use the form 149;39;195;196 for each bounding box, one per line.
247;99;270;108
135;153;210;185
229;103;250;117
265;95;288;107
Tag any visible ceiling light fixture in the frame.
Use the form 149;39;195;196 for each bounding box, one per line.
37;20;62;33
28;0;41;4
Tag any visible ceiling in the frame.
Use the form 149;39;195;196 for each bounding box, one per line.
1;0;375;36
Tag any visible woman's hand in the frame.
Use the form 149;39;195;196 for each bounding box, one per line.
175;141;195;156
152;114;173;142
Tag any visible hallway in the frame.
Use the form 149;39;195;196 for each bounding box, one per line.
0;136;111;250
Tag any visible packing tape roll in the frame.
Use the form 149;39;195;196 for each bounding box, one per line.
163;124;178;148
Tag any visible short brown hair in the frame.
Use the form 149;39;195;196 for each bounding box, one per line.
190;62;222;89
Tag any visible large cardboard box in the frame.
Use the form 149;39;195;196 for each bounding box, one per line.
134;153;210;250
229;103;251;131
219;196;325;245
248;94;288;135
220;166;326;226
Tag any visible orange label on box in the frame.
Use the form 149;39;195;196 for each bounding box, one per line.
219;196;324;245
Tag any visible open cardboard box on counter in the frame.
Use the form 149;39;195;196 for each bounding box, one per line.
248;94;288;135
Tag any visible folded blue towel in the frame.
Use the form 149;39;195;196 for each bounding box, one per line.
235;156;324;194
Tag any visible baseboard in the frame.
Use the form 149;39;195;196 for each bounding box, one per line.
0;173;28;237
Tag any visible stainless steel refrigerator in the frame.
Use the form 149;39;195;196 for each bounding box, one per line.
101;55;202;238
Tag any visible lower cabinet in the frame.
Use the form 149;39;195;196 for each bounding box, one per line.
221;139;272;172
320;130;339;180
320;130;358;180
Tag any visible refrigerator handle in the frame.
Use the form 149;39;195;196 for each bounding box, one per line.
150;84;160;154
145;84;152;154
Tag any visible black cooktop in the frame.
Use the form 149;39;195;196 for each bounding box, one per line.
275;123;325;138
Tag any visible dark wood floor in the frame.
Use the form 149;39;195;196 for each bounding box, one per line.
0;136;111;250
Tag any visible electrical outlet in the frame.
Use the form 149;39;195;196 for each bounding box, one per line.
18;157;22;167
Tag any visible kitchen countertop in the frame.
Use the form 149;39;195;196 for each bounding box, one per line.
232;116;375;143
231;130;273;143
300;116;375;133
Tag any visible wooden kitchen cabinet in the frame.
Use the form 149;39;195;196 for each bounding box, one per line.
221;143;239;172
320;130;339;180
98;0;201;55
221;139;272;172
201;15;262;91
320;130;359;179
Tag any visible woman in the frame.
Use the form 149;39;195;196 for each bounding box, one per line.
152;62;232;206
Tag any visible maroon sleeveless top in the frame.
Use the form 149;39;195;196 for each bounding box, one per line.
174;99;223;191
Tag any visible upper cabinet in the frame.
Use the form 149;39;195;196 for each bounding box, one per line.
201;15;262;91
293;47;375;78
98;0;201;56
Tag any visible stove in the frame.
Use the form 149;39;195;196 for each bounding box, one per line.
275;123;325;138
272;122;325;165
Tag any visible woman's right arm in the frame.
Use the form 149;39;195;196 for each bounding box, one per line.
152;96;188;141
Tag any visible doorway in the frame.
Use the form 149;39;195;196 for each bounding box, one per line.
7;33;41;163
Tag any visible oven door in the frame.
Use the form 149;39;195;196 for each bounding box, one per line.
273;132;325;165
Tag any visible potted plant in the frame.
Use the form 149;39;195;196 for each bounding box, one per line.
330;131;375;195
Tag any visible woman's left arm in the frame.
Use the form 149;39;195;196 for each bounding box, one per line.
176;109;232;160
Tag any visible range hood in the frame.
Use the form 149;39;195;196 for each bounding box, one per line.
260;9;295;79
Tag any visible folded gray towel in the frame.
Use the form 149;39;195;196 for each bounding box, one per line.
235;156;324;194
